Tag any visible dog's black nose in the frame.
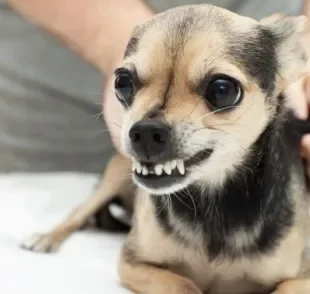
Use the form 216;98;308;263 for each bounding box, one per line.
129;120;170;160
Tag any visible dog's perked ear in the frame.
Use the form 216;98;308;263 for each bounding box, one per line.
260;14;308;86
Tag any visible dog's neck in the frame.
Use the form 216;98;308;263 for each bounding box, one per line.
151;108;307;259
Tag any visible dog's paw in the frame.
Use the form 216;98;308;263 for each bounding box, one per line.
21;232;63;253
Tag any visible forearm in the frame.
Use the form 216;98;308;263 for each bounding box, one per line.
8;0;154;73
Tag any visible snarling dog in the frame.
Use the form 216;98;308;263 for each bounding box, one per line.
22;4;310;294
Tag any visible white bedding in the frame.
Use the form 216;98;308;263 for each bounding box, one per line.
0;173;130;294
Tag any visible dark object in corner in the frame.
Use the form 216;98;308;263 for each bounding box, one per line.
94;197;131;233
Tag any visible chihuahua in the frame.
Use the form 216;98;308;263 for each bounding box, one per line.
22;4;310;294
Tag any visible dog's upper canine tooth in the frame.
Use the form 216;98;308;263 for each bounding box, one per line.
136;162;142;174
155;164;163;176
177;160;185;175
142;166;148;176
164;162;172;175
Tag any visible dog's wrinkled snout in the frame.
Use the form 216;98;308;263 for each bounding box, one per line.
129;120;170;160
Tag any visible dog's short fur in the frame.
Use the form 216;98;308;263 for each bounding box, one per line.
22;4;310;294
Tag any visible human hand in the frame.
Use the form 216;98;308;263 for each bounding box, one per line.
285;76;310;162
285;0;310;170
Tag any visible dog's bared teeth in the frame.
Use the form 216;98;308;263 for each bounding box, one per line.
134;159;185;176
163;162;172;175
132;162;136;172
142;166;148;176
136;162;142;174
155;164;163;176
176;160;185;175
171;160;177;170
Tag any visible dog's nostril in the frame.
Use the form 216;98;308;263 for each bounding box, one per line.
129;129;141;142
132;132;140;142
153;132;166;144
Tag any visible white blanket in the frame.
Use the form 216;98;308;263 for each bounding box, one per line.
0;173;129;294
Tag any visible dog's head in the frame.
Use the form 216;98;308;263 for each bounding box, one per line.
114;5;308;195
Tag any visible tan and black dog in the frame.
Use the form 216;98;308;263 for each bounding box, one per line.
22;4;310;294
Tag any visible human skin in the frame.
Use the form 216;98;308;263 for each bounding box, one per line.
7;0;310;163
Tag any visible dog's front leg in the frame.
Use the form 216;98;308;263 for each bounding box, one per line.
21;153;132;253
118;245;202;294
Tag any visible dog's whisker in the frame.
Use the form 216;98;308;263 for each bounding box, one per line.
156;196;170;218
185;187;197;223
196;105;238;122
173;192;193;211
183;98;201;121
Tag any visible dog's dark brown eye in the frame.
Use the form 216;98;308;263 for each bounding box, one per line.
115;73;134;107
205;76;242;110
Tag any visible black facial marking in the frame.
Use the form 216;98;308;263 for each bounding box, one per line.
171;8;197;49
152;103;310;260
228;27;278;95
162;5;231;59
124;35;140;59
123;21;152;59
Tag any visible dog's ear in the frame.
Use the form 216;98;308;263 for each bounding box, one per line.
260;14;308;84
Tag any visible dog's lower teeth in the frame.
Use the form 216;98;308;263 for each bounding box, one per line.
142;167;148;176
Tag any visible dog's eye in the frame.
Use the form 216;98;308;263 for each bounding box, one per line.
115;73;134;106
205;76;242;110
